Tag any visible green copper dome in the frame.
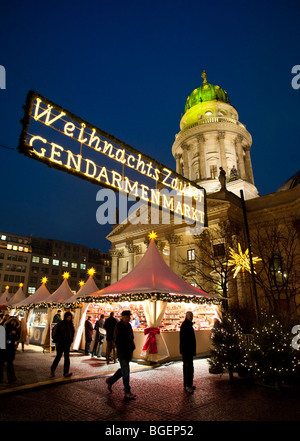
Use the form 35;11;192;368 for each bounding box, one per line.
184;71;231;113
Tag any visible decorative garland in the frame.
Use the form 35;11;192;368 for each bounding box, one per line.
15;292;222;310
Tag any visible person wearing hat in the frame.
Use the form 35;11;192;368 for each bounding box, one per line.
106;310;136;400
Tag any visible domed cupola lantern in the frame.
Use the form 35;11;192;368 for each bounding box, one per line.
172;70;259;200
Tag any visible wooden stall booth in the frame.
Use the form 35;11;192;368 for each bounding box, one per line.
76;236;222;362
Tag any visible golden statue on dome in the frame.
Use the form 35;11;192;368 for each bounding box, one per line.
201;70;208;84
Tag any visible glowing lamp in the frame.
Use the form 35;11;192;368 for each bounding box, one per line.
19;283;24;287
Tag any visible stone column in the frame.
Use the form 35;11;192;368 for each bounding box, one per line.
175;153;182;175
197;134;206;180
110;248;119;283
191;152;200;181
126;243;136;273
218;131;227;172
167;234;181;273
235;135;246;179
117;250;124;281
181;144;190;180
244;148;254;184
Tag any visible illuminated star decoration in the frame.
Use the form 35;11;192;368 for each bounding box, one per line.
79;280;85;288
148;230;158;240
87;267;96;277
41;277;48;284
62;271;70;279
228;243;261;278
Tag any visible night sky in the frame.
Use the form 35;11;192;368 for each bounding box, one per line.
1;0;299;252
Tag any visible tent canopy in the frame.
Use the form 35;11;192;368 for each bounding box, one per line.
83;239;219;301
15;283;51;308
39;278;73;306
62;275;99;304
7;285;26;307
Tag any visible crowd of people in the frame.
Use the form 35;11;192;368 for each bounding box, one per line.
1;308;197;399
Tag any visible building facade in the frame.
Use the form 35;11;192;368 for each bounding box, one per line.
106;72;300;321
0;233;111;297
0;232;32;294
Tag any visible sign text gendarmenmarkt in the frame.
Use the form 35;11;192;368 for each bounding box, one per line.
18;91;206;227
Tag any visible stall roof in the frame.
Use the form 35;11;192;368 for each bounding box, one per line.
0;287;10;305
38;278;73;306
62;275;99;304
85;239;218;300
7;285;26;307
15;283;51;308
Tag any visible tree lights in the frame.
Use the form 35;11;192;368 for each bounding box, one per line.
209;311;300;386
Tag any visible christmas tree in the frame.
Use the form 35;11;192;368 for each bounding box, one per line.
208;313;246;381
247;311;300;386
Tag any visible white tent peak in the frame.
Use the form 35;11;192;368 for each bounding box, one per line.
41;277;73;305
7;285;26;307
0;287;10;305
63;275;99;304
87;238;217;299
15;282;51;308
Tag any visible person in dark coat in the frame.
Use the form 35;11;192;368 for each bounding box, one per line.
92;314;105;358
50;311;75;378
52;309;62;323
0;316;20;383
105;310;136;400
104;311;118;364
84;316;94;355
180;311;196;394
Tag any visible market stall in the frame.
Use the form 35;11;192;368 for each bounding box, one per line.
75;233;222;362
61;269;100;351
33;272;74;347
15;277;51;345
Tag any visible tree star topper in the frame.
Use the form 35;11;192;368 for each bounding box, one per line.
228;243;261;278
62;271;70;279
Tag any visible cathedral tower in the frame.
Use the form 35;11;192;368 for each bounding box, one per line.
172;71;259;199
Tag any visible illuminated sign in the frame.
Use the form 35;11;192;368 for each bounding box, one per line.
18;91;206;225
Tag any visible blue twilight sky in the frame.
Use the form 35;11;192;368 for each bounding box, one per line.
0;0;299;252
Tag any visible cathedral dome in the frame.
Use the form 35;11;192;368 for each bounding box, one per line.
277;171;300;192
184;71;230;112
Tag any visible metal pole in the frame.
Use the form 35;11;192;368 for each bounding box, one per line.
240;190;260;318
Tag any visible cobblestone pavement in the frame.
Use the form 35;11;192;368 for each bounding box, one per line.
1;345;300;422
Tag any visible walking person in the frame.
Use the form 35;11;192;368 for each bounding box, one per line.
92;314;105;358
180;311;196;394
17;317;28;351
84;315;94;355
50;311;75;378
0;316;20;383
105;310;136;400
104;311;118;364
